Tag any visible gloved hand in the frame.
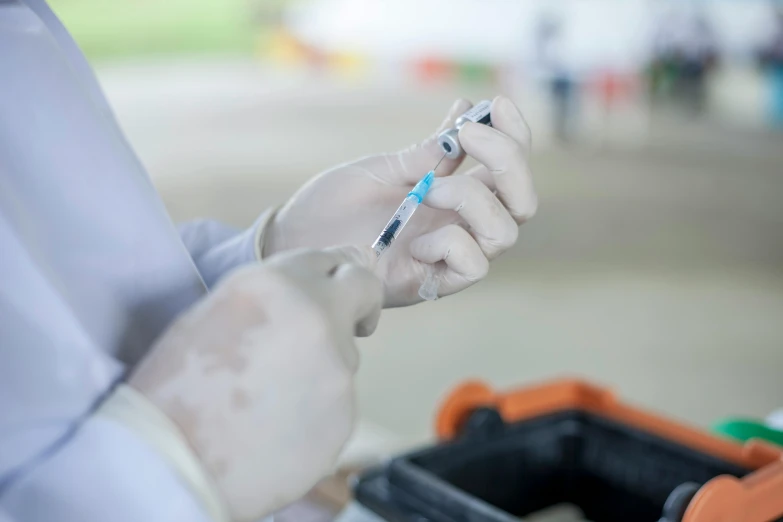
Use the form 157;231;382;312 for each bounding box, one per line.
263;96;536;307
129;246;383;522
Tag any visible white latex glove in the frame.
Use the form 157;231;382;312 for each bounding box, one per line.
264;96;536;307
128;245;382;522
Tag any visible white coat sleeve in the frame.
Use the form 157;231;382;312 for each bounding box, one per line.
0;4;221;519
0;416;215;522
24;0;275;288
0;212;216;522
177;209;276;288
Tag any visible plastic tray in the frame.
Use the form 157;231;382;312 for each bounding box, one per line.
354;380;783;522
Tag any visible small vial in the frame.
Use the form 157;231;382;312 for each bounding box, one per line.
437;100;493;159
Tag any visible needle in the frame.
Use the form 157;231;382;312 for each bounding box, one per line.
433;152;447;173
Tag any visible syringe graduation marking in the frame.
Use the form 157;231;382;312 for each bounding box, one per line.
371;170;435;258
378;218;401;247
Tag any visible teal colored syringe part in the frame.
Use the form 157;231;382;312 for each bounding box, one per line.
372;170;435;259
408;171;435;203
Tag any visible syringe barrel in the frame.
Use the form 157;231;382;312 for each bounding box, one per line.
371;195;420;258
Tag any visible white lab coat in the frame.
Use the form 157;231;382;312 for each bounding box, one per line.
0;2;267;520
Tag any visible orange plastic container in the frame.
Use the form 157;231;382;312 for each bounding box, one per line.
355;379;783;522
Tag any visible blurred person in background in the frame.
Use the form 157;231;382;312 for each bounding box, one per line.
651;9;718;115
678;14;718;115
0;1;536;522
758;6;783;127
535;13;577;143
650;10;680;102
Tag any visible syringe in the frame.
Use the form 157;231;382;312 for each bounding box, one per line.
371;170;435;259
372;101;495;300
371;155;448;301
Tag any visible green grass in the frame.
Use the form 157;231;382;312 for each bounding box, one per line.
48;0;282;59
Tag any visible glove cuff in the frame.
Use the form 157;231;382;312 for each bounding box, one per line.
253;207;279;261
96;385;231;522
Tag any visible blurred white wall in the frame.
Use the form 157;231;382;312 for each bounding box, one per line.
286;0;779;71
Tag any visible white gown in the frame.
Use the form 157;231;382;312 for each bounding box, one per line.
0;2;267;520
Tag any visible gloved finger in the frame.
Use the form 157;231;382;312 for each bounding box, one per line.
268;248;340;276
409;224;489;284
424;176;518;260
467;165;497;193
331;262;383;337
377;99;473;185
330;264;384;370
322;245;378;273
489;95;532;153
458;102;537;225
274;246;377;277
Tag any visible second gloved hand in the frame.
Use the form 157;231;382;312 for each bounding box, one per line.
262;96;537;307
129;246;382;522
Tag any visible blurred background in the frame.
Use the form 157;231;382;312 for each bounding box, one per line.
51;0;783;450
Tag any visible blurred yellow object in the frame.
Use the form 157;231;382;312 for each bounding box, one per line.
327;52;368;79
266;28;307;66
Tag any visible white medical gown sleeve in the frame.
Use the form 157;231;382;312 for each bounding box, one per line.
0;415;214;522
177;208;276;288
96;386;229;522
0;4;228;517
20;0;115;121
24;0;273;289
0;219;214;522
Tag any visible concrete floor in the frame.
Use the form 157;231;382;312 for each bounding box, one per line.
99;59;783;449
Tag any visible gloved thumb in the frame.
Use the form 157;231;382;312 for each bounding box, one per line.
378;99;473;185
323;245;378;272
324;245;384;343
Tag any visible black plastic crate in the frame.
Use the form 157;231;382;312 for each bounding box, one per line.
354;409;752;522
